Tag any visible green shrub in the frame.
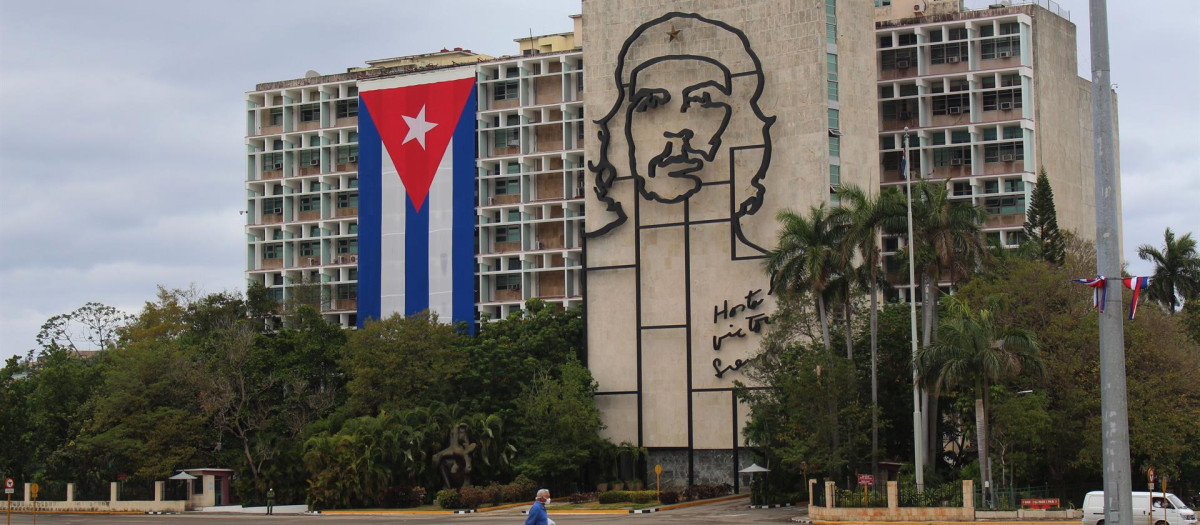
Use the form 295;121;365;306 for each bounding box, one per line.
659;491;680;505
503;474;538;503
484;483;504;506
381;485;426;508
598;490;631;504
630;491;655;504
436;489;462;509
564;492;596;504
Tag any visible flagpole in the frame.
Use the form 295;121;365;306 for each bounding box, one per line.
903;127;924;493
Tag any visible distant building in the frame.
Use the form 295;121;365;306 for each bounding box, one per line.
873;0;1116;299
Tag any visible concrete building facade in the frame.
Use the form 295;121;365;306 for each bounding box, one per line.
581;0;878;488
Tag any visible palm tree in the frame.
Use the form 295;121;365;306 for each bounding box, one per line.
916;296;1042;509
886;181;987;461
830;184;904;477
1137;228;1200;313
766;204;845;351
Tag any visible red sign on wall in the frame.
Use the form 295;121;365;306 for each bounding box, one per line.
857;474;875;486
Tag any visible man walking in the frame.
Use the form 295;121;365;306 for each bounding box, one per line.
266;487;275;515
525;489;552;525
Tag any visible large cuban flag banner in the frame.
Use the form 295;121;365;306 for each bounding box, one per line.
357;68;477;329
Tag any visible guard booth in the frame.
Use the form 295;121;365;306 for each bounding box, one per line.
175;468;233;508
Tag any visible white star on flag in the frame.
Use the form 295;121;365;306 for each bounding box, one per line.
401;105;438;149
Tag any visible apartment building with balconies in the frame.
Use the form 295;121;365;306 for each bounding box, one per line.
873;0;1111;300
244;27;583;327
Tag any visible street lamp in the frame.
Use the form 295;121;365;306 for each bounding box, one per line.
902;127;924;493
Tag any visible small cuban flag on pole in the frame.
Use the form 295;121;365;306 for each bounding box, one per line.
1123;276;1150;320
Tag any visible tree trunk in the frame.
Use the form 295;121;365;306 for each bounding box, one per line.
975;380;992;509
817;294;832;351
869;278;879;478
844;297;853;360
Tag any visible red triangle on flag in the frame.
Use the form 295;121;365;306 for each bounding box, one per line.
361;77;476;211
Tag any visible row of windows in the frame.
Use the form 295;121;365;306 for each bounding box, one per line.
263;239;358;259
878;22;1019;48
260;145;359;170
267;100;358;125
923;141;1024;166
258;224;360;242
881;40;1019;71
261;192;358;214
266;133;359;152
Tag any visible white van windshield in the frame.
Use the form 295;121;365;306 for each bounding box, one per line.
1167;494;1189;509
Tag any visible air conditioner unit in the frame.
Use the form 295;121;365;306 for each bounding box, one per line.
309;159;320;166
272;207;282;214
1001;154;1016;162
349;255;358;263
896;60;911;69
999;51;1012;58
272;163;283;170
999;102;1013;110
347;156;358;163
950;158;963;166
948;56;960;64
948;107;962;115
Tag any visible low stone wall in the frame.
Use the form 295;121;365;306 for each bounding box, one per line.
810;505;973;521
977;509;1084;520
4;501;186;513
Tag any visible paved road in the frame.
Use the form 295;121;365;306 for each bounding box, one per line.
3;499;803;524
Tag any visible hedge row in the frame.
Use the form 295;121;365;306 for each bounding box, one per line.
597;490;658;504
436;475;539;509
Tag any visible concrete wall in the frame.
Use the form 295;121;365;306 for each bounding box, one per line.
583;0;876;486
5;501;186;513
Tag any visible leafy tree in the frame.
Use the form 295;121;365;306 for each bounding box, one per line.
340;311;467;417
512;360;604;489
832;184;904;474
1022;169;1065;265
1137;227;1200;313
767;204;846;351
34;302;133;357
917;296;1042;508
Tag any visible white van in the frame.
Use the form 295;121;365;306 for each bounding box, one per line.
1081;491;1198;525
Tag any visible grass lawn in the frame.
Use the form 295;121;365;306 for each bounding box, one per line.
550;501;661;511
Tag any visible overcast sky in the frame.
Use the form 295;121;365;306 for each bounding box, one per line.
0;1;1196;360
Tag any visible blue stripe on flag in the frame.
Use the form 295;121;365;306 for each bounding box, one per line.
405;196;430;316
452;87;477;332
356;101;382;327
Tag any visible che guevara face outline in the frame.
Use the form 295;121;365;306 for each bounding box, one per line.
624;56;733;204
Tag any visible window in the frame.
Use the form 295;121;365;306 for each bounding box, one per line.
300;242;319;257
299;104;320;123
308;136;321;147
828;108;839;130
506;210;521;222
927;30;943;43
828;136;840;158
495;274;521;291
310;226;321;237
951;130;971;144
272;230;284;241
348;223;359;234
983;196;1026;215
881;99;917;121
337;239;358;254
494;80;519;101
930;42;968;64
827;53;838;82
264;243;283;259
983;128;998;141
1004;178;1023;193
336;99;358;118
931;93;971;115
299;196;320;212
347;86;359;97
495;226;519;243
827;79;839;101
262;153;283;171
984;141;1025;163
932;146;970;167
347;131;358;143
269;108;283;126
495;178;519;195
1003;126;1022;140
337;145;358;164
953;181;972;196
983;89;1022;111
881;49;916;70
949;79;970;92
984;180;1000;194
337;192;358;209
495;129;520;147
880;85;895;99
826;0;837;43
264;198;283;214
897;33;917;46
898;84;919;97
999;22;1020;35
299;149;319;167
337;284;357;300
1001;74;1022;87
981;36;1021;60
979;25;995;37
1007;231;1027;245
879;35;892;48
929;133;947;146
273;274;284;286
982;76;997;89
880;136;896;150
829;164;840;186
348;269;358;281
948;28;968;41
348;177;359;188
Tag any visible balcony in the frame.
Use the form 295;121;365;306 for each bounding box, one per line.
334;206;358;218
261;258;283;270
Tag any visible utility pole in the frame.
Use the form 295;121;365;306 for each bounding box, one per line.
902;128;924;493
1089;2;1133;525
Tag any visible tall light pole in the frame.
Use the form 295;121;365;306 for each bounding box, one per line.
902;127;924;493
1089;1;1133;524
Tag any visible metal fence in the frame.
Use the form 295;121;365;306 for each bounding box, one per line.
973;0;1070;20
975;483;1053;509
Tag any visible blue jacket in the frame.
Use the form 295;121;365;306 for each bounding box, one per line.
525;500;547;525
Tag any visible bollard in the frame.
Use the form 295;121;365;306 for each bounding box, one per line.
154;481;164;502
962;479;974;511
23;483;31;503
887;481;898;510
66;483;74;502
110;482;119;503
825;481;836;509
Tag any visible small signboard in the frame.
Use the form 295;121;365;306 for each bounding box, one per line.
1021;498;1060;510
857;474;874;486
30;483;39;499
4;477;13;494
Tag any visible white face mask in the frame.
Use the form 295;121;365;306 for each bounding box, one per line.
545;498;551;505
